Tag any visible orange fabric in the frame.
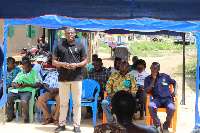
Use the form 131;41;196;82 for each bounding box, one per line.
146;84;178;133
103;91;108;123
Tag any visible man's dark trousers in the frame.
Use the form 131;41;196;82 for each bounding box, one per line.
6;91;32;120
148;97;175;127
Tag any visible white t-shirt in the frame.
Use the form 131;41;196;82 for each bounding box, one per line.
110;67;119;73
32;64;46;76
129;70;150;86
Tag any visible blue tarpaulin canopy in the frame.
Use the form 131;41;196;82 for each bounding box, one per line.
1;0;200;20
4;15;200;33
1;15;200;129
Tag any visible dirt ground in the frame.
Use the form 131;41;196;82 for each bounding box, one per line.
0;48;198;133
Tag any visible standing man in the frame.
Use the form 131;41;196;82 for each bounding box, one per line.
144;62;177;133
53;27;87;133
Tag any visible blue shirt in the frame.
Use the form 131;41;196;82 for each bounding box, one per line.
2;66;21;85
144;73;176;98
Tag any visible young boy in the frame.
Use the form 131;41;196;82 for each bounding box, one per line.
6;60;42;123
0;57;21;99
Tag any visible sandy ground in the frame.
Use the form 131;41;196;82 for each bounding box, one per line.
0;48;198;133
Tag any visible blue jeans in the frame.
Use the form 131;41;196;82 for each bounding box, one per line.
101;96;115;122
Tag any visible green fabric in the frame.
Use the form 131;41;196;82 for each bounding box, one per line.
17;70;38;92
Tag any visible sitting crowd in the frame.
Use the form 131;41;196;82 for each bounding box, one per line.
0;53;177;133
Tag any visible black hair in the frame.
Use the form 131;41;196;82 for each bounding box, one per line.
121;60;129;66
22;56;30;62
132;56;138;61
135;59;146;68
94;58;102;63
111;90;136;121
114;57;122;67
152;62;160;67
22;60;31;66
92;54;98;58
47;52;52;57
65;26;75;32
7;57;15;64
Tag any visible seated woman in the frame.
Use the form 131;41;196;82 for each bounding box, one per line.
109;57;122;73
129;59;150;120
102;61;137;123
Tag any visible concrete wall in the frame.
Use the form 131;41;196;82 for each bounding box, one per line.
7;26;43;57
0;19;43;58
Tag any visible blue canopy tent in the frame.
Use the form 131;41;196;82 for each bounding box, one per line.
1;15;200;129
1;0;200;20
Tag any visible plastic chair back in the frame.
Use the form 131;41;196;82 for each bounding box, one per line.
81;79;100;100
69;79;100;126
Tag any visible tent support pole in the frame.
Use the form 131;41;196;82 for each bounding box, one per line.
3;105;5;124
182;33;186;105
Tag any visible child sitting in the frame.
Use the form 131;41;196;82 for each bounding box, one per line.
1;57;21;99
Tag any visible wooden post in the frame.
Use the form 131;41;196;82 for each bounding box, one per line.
88;32;93;63
182;33;186;105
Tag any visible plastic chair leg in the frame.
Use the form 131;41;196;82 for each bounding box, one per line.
150;118;153;125
17;103;22;117
103;112;107;123
92;105;97;126
29;100;34;123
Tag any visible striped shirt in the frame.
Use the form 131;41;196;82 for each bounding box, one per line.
106;72;137;94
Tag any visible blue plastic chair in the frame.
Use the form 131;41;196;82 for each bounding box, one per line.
69;79;100;126
39;89;56;123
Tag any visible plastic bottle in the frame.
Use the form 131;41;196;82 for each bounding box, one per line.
34;111;38;122
15;110;19;122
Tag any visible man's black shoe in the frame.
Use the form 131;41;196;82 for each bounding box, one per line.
84;113;92;119
73;127;81;133
6;118;13;122
6;115;16;122
163;122;169;133
54;125;66;133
